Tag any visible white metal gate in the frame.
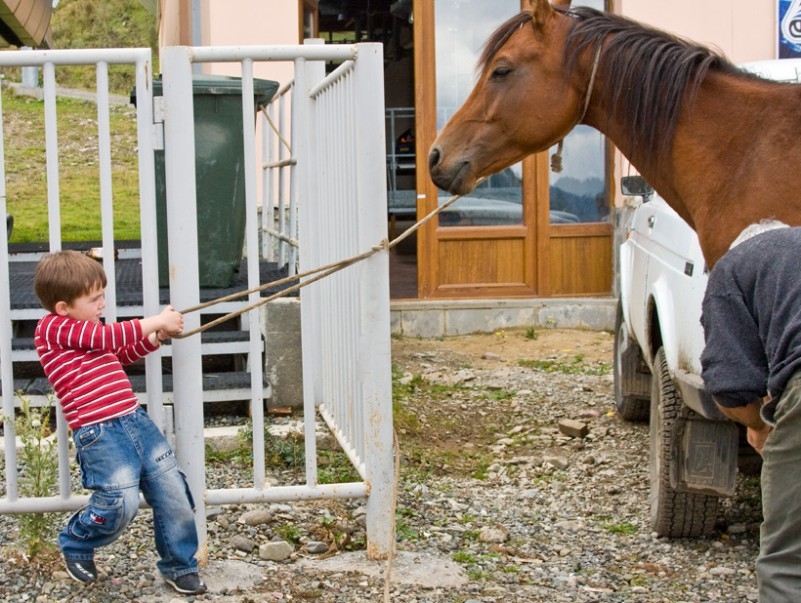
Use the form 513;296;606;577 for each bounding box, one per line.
0;42;394;558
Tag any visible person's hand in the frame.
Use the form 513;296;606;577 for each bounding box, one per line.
159;305;184;337
747;423;772;456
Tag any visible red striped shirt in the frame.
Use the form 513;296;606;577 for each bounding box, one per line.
34;314;159;430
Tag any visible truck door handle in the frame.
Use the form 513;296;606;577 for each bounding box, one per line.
647;215;656;228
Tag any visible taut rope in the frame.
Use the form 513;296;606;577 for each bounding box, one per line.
171;186;473;339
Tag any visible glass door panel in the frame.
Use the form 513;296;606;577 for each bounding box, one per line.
434;0;521;227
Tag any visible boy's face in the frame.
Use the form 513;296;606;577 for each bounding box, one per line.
58;285;106;323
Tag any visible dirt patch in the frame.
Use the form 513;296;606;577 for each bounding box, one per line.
392;327;613;372
390;327;615;477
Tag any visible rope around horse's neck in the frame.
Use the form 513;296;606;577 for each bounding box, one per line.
550;43;603;173
170;184;477;339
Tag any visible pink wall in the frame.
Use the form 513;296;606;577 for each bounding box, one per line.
202;0;297;84
159;0;300;84
617;0;776;64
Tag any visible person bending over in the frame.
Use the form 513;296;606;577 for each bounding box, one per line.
701;221;801;603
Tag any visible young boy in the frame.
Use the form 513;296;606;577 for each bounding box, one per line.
33;250;207;596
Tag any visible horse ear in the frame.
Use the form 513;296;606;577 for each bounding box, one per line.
527;0;568;28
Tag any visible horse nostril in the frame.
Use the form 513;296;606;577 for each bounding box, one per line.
428;147;441;172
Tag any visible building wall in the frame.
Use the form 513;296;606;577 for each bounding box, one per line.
159;0;299;85
618;1;775;64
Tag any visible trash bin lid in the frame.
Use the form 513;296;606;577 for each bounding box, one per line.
131;74;278;106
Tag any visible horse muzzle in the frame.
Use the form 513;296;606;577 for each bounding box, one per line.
427;146;475;196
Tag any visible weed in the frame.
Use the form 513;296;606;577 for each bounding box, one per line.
517;355;611;376
452;550;476;564
629;574;649;587
481;389;515;402
317;449;360;484
599;519;639;536
395;518;419;542
524;326;539;340
276;522;302;543
6;396;61;557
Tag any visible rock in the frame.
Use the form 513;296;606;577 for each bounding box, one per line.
259;540;294;561
306;541;329;554
238;508;272;526
558;418;589;438
478;526;509;543
231;535;256;553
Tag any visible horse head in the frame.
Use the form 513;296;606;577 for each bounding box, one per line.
428;0;583;195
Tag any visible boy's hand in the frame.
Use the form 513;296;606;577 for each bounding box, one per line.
159;305;184;336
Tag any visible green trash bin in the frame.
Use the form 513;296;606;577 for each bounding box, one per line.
132;75;278;288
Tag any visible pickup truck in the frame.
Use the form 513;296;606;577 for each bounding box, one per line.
615;180;741;539
614;58;801;539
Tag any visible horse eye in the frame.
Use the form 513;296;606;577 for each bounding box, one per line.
490;66;512;80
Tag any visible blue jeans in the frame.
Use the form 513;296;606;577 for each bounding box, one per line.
60;407;200;581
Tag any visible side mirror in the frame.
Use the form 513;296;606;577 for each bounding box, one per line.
621;176;653;201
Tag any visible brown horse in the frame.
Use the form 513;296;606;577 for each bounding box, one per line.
428;0;801;266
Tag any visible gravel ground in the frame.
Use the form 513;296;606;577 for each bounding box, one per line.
0;329;763;602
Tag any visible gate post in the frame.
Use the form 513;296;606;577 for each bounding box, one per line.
354;43;395;560
160;46;208;557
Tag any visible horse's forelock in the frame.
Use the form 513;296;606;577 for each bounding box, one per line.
477;11;534;75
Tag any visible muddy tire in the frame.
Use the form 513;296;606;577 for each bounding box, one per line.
613;301;650;421
649;347;719;538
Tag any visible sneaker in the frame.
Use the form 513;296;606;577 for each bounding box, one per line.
64;557;98;584
165;573;207;595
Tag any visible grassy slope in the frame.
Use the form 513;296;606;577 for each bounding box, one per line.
3;0;156;243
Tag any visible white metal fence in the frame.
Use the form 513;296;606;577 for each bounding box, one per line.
0;42;395;557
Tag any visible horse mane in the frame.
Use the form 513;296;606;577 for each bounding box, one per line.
562;6;743;159
479;7;746;161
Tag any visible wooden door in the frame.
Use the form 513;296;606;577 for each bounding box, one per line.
413;0;613;299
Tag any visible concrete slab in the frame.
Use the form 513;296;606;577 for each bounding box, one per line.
296;550;469;588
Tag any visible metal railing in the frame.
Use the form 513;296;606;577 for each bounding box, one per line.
1;41;395;559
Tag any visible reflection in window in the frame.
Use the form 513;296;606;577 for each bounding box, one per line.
434;0;521;227
548;125;609;224
547;0;609;225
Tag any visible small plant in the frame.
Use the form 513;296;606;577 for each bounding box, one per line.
599;519;639;536
317;449;360;484
276;522;302;543
524;326;539;340
517;355;611;376
8;395;61;557
452;550;477;564
482;388;515;402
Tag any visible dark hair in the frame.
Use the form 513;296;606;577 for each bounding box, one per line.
34;250;107;313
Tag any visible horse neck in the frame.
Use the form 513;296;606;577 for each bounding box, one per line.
586;70;801;265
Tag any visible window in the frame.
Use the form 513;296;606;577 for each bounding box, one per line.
434;0;523;227
548;0;608;224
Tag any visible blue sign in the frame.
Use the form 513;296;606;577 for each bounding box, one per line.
779;0;801;58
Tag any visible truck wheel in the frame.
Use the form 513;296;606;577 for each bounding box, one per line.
613;301;650;421
650;347;719;538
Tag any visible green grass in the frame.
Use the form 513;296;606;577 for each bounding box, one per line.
3;90;141;243
517;354;611;376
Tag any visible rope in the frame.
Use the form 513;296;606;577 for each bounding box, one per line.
171;188;469;339
260;105;292;154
